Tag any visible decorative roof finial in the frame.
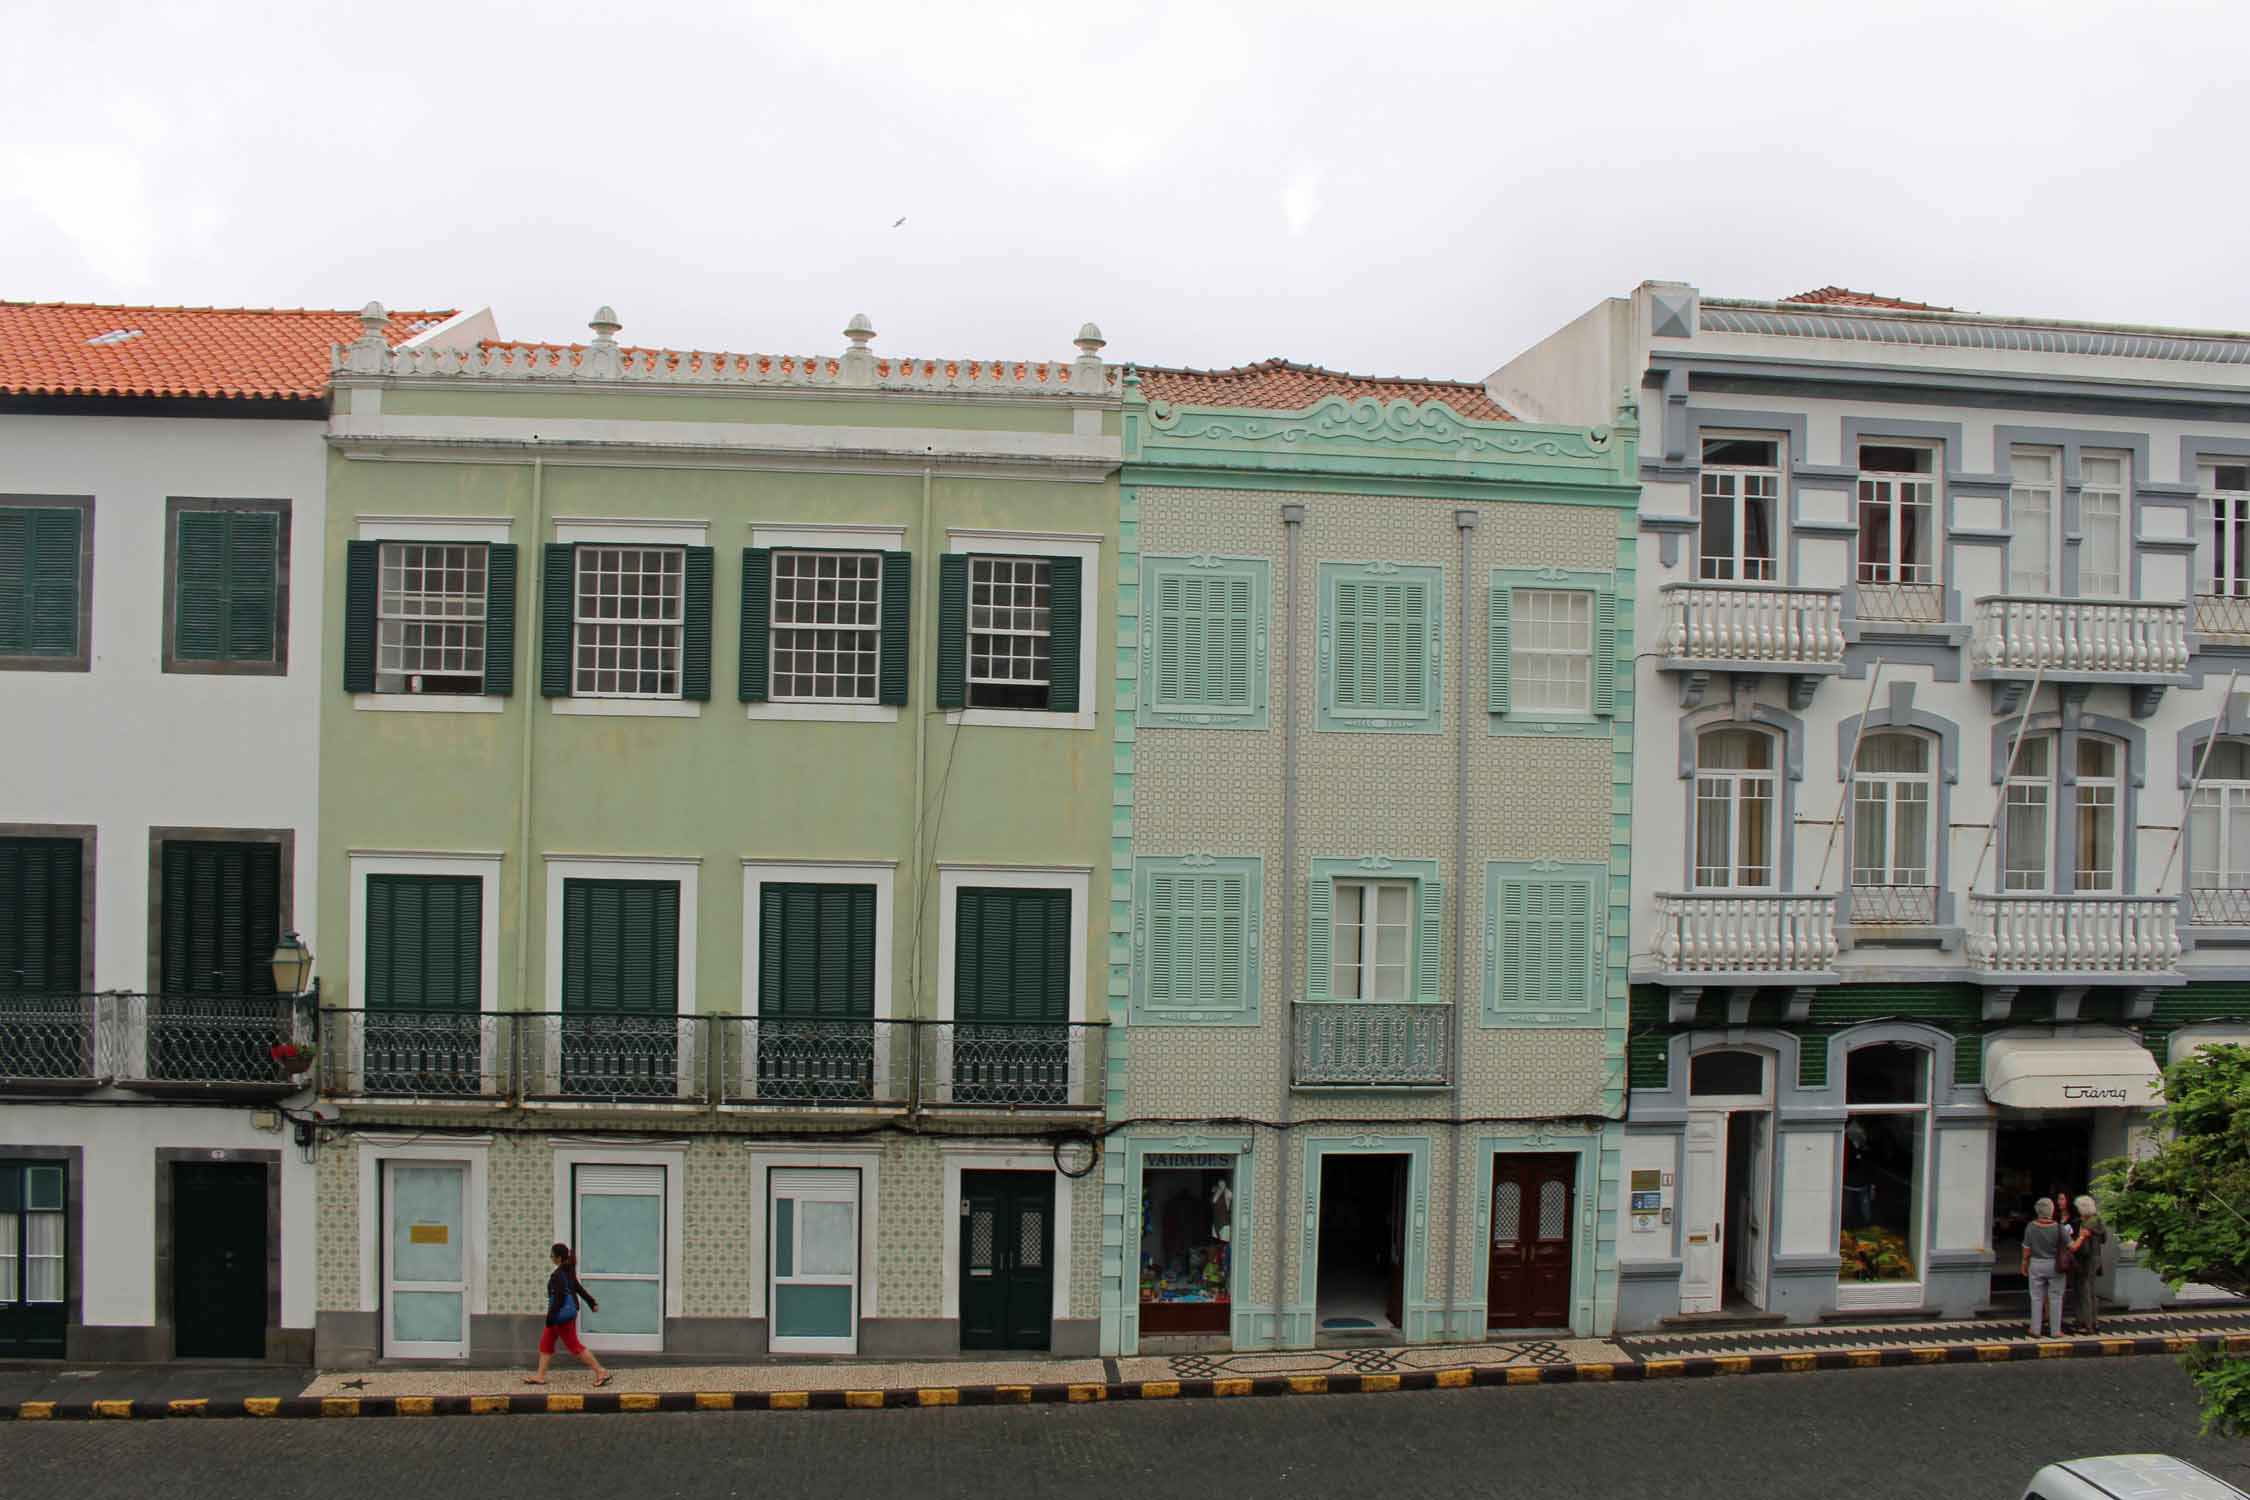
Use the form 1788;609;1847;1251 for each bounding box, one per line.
583;306;624;378
359;301;388;340
589;306;622;345
342;300;392;373
842;313;877;385
1075;322;1106;357
1071;321;1108;393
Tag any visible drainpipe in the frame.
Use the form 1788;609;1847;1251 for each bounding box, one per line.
1272;502;1305;1340
1446;508;1477;1336
509;446;544;1101
908;465;934;1115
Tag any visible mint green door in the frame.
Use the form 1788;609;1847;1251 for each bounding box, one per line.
384;1163;466;1358
573;1165;665;1351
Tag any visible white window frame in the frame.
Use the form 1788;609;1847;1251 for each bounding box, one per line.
1509;588;1594;714
2197;462;2250;600
1693;730;1779;891
738;859;899;1103
550;520;707;720
1696;436;1782;583
352;517;512;715
1330;877;1414;1001
2002;734;2055;894
2073;737;2123;895
345;851;506;1100
746;524;905;724
1855;445;1940;587
746;1147;884;1327
2078;450;2129;598
355;1135;491;1361
549;1144;685;1355
2189;751;2250;925
1834;1044;1934;1313
944;529;1100;732
764;1166;864;1356
934;864;1092;1022
2008;447;2061;595
541;855;702;1107
1850;735;1935;905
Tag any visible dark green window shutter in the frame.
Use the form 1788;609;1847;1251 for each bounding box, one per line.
173;513;228;661
739;548;771;703
225;512;278;661
365;874;481;1012
1045;555;1082;713
0;838;84;993
342;540;379;693
540;543;575;698
0;508;82;657
1487;585;1511;715
159;841;280;994
1592;586;1617;717
936;554;968;709
482;544;517;696
680;546;714;701
561;879;678;1014
878;551;912;706
1304;876;1333;1001
174;510;279;664
760;883;876;1019
955;887;1070;1022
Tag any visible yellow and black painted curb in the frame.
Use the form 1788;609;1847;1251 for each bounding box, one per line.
5;1332;2245;1421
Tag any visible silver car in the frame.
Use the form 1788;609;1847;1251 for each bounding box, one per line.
2024;1455;2248;1500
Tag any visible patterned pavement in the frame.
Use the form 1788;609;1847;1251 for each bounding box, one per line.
1120;1336;1622;1383
1620;1306;2250;1359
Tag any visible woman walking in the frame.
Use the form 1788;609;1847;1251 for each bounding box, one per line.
2022;1197;2065;1338
2069;1194;2108;1336
526;1242;611;1387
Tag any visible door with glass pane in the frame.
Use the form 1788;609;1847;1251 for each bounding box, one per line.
384;1161;467;1359
1486;1154;1574;1330
1695;730;1777;889
2188;742;2250;926
0;1161;66;1356
573;1164;665;1352
1851;733;1935;924
768;1168;860;1355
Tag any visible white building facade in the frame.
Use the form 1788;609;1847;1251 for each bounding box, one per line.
1495;284;2250;1329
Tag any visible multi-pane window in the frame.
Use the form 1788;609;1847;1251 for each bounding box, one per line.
968;556;1051;710
1857;444;1940;621
1851;733;1935;923
2198;462;2250;606
1697;437;1780;583
378;543;486;694
2188;739;2250;925
1332;880;1412;1000
2074;737;2121;894
1511;590;1592;712
2009;448;2060;594
2002;734;2053;893
0;1163;66;1324
1694;729;1777;889
574;546;683;698
771;551;880;703
2079;452;2127;597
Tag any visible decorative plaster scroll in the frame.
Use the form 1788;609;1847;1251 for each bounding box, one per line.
1144;395;1612;458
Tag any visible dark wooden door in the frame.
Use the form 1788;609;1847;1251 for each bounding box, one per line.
959;1171;1054;1351
0;1161;67;1356
172;1164;267;1358
1487;1154;1575;1330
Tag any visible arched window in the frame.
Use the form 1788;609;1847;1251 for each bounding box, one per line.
2188;738;2250;924
1695;728;1777;889
1840;1041;1931;1300
1851;732;1935;924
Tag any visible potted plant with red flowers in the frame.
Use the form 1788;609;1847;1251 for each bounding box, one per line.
270;1041;318;1080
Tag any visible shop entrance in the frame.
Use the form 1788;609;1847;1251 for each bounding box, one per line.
1316;1153;1406;1337
171;1163;267;1359
1138;1156;1235;1338
1487;1154;1574;1329
1990;1114;2092;1293
1680;1048;1774;1315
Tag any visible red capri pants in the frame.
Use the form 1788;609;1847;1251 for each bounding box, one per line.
539;1319;585;1356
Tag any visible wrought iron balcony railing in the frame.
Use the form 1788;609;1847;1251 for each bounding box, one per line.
1963;893;2181;977
1292;1002;1452;1087
517;1012;704;1105
1848;884;1940;927
321;1009;508;1099
917;1020;1106;1110
0;993;313;1093
718;1016;915;1108
1653;892;1840;978
2196;592;2250;639
2189;886;2250;926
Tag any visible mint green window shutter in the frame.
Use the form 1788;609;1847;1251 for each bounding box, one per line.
878;550;912;706
1332;580;1362;708
1496;879;1529;1008
224;511;278;662
1592;586;1617;717
1392;581;1427;712
1220;575;1253;706
935;554;968;709
1488;585;1511;715
1207;873;1246;1010
1045;555;1082;713
680;546;713;701
482;544;517;695
1334;579;1425;713
1305;876;1333;1001
1144;874;1178;1008
739;548;772;703
342;540;378;692
1153;570;1255;714
0;508;80;656
540;543;575;697
173;513;228;660
0;837;84;993
1152;574;1185;707
1414;874;1444;1002
1495;876;1598;1014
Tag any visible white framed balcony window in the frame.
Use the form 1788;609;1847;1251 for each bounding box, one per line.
1838;1042;1931;1309
2188;739;2250;925
574;545;684;699
1694;728;1778;890
2073;737;2122;894
2008;448;2060;595
1332;880;1413;1000
1850;732;1934;923
1511;589;1593;712
1857;445;1937;588
2196;463;2250;635
1696;436;1780;583
771;550;880;704
2079;451;2128;598
2002;734;2054;894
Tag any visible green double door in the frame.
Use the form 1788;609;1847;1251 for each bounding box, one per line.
959;1171;1054;1352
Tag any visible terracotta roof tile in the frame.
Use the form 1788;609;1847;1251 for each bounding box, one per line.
1780;286;1955;312
1133;358;1513;421
0;302;455;401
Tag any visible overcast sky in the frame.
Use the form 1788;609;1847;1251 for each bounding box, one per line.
4;1;2245;384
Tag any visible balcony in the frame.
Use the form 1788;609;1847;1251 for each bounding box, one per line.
2189;887;2250;927
0;993;312;1097
1972;596;2189;715
1963;894;2181;981
1292;1002;1452;1088
1848;884;1940;927
916;1021;1106;1112
720;1017;914;1109
1658;583;1844;709
1651;892;1840;984
2196;592;2250;641
321;1009;508;1101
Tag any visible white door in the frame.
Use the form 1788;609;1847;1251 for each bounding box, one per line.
1738;1113;1771;1309
769;1168;860;1355
385;1162;467;1359
1679;1114;1724;1314
573;1165;666;1353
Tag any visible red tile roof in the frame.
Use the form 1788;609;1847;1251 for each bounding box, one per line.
0;302;455;401
1780;286;1954;312
1134;358;1513;421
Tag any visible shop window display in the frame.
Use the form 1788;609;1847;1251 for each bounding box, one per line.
1140;1160;1234;1335
1839;1043;1930;1284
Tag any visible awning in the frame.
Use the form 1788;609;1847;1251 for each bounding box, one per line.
1983;1034;2163;1109
2169;1027;2250;1068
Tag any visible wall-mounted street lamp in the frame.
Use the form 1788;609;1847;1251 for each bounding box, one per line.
270;931;315;998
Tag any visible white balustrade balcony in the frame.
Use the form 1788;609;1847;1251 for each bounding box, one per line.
1963;894;2181;978
1652;892;1840;979
1972;597;2189;680
1659;583;1846;672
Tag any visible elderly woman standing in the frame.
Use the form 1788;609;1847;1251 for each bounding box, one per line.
2021;1197;2065;1337
2069;1195;2108;1335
